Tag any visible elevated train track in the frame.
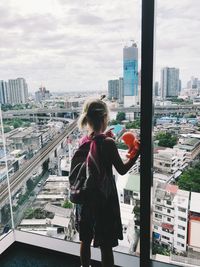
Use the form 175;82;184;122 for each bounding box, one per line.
0;120;78;206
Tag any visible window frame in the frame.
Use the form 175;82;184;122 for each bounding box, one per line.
140;0;155;266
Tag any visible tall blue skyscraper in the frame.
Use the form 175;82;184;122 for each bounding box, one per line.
123;42;138;107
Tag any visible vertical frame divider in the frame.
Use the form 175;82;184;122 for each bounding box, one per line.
140;0;155;266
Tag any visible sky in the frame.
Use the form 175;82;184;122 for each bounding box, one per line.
0;0;199;92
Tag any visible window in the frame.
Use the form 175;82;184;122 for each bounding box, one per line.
155;205;162;211
162;235;170;240
178;225;185;231
178;207;186;213
166;200;172;205
177;242;185;247
178;216;187;222
177;234;185;239
151;1;199;266
1;1;199;267
155;213;162;219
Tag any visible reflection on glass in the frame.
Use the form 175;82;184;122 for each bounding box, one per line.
152;1;200;265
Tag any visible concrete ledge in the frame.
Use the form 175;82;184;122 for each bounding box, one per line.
0;230;15;255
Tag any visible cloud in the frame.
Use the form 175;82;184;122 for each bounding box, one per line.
0;0;199;92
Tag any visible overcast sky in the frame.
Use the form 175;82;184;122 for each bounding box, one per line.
0;0;199;92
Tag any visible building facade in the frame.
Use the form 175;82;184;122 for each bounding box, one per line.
123;42;138;107
0;78;28;105
153;183;189;253
108;79;119;101
35;86;51;102
118;77;124;104
161;67;180;99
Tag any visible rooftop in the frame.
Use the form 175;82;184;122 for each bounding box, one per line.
190;192;200;213
125;173;140;192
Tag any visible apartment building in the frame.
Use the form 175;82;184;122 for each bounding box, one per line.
153;183;189;253
188;192;200;253
154;148;188;174
175;137;200;160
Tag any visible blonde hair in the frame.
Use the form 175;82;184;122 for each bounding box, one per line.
78;98;109;131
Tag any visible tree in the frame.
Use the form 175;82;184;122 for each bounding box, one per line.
178;163;200;192
116;112;126;122
63;200;73;209
26;179;34;192
13;120;22;128
4;126;11;133
152;243;170;256
126;119;140;129
155;132;177;148
109;119;118;125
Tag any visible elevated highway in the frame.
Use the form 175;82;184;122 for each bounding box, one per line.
2;104;200;119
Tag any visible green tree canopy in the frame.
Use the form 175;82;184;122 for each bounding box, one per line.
4;126;11;133
116;112;126;122
155;132;177;148
26;179;34;192
109;119;118;125
178;163;200;192
126;119;140;129
63;200;73;209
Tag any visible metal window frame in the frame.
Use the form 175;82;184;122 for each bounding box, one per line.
140;0;155;266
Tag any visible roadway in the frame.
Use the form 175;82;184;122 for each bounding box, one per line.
2;104;200;118
0;119;78;207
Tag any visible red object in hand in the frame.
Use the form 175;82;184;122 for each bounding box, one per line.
121;132;140;159
105;128;115;139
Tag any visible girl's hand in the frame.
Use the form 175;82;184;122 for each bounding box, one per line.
126;139;140;159
105;128;115;139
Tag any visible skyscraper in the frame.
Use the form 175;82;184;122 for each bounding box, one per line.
0;80;8;104
123;42;138;107
35;86;51;102
160;67;180;99
0;78;28;105
108;79;119;101
154;81;159;97
118;77;124;105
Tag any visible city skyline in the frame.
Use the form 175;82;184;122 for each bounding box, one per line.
0;0;199;92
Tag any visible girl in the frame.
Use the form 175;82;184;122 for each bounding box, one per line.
75;98;140;267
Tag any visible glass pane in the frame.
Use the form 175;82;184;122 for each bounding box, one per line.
0;0;141;262
0;107;13;237
152;1;200;266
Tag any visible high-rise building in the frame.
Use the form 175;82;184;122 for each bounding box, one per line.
0;80;8;104
179;79;182;92
0;78;28;105
123;42;138;107
108;79;119;101
118;77;124;104
35;86;51;102
154;81;159;97
160;67;180;99
187;76;200;90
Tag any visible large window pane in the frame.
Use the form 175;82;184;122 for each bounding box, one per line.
0;110;13;238
152;1;200;266
0;0;142;262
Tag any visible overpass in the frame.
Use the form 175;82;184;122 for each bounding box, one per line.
2;104;200;119
0;119;78;208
